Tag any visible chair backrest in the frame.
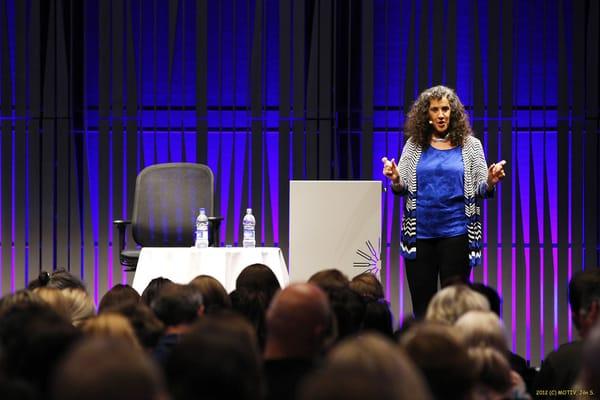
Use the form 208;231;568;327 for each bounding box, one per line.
131;163;215;247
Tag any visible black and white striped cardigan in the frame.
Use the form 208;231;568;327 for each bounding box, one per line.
392;135;492;267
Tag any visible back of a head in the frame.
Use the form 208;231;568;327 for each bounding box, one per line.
230;288;268;349
569;268;600;313
425;284;490;325
236;263;281;305
27;269;86;291
59;288;96;326
349;272;385;300
140;277;174;307
190;275;232;312
568;269;600;311
300;333;430;400
568;269;600;336
164;317;262;400
362;300;394;338
468;346;512;397
52;337;166;400
34;287;72;321
80;313;142;351
0;289;45;317
266;283;331;356
98;284;140;314
0;302;81;396
151;284;203;327
400;322;475;400
308;269;349;292
327;286;366;341
110;302;165;350
455;311;509;355
470;282;502;316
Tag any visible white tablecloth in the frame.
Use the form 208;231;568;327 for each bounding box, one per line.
132;247;289;294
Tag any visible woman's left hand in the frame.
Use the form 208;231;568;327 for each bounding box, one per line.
487;160;507;188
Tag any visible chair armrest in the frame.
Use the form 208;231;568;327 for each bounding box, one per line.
208;216;224;247
113;220;132;251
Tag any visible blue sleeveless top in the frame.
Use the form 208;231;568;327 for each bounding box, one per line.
416;146;468;239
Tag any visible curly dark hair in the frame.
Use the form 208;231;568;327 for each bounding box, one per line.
404;85;473;148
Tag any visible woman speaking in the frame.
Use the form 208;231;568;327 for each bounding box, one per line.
382;85;506;318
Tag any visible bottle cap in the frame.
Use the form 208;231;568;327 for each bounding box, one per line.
246;208;252;213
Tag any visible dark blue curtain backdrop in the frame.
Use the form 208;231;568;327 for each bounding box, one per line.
0;0;598;364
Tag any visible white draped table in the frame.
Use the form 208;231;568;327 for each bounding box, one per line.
132;247;289;294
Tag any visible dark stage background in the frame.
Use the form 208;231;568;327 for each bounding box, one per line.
0;0;599;364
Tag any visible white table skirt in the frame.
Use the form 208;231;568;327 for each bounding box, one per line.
132;247;289;294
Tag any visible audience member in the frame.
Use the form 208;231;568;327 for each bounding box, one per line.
425;283;489;325
236;263;281;306
326;286;366;341
52;337;167;400
455;310;509;353
0;289;45;317
189;274;232;313
33;287;72;320
299;333;430;400
468;346;515;400
469;283;534;393
27;269;86;291
470;282;502;315
455;311;530;399
263;283;332;400
534;269;600;394
349;272;394;337
0;302;81;398
349;272;385;300
361;299;394;338
140;277;174;307
34;286;95;327
97;284;140;313
308;268;350;291
80;313;142;351
151;283;204;364
58;288;96;326
230;287;269;350
107;302;165;351
399;322;476;400
164;316;263;400
231;264;281;350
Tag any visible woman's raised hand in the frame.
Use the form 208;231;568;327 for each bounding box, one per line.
381;157;399;182
487;160;507;188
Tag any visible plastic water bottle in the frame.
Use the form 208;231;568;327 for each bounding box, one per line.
242;208;256;248
195;208;209;248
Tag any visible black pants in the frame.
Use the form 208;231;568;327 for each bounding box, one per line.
404;234;471;319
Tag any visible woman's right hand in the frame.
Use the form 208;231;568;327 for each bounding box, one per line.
381;157;399;182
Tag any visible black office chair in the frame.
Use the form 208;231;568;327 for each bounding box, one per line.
114;163;223;271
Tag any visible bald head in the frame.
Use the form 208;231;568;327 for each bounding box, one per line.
265;283;331;358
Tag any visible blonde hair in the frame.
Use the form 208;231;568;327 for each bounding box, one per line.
326;333;430;400
468;346;512;395
61;288;96;326
81;313;142;351
425;284;489;325
455;311;509;354
34;287;96;326
34;287;72;321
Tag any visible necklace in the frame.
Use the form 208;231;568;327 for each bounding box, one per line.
431;135;449;142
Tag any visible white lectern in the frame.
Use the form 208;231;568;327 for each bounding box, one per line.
289;181;382;283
